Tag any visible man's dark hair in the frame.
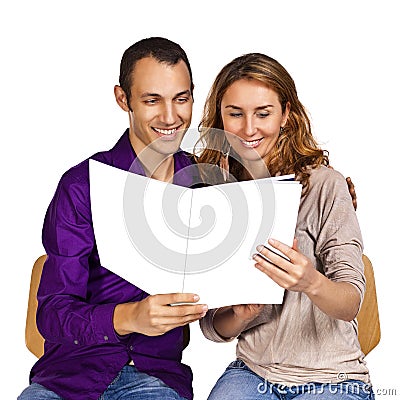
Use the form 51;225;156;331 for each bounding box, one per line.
119;37;193;105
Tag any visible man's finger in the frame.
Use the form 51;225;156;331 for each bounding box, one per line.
153;293;201;306
158;311;208;329
346;177;357;211
163;303;208;318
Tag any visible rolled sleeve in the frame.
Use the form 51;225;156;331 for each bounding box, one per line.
199;308;236;343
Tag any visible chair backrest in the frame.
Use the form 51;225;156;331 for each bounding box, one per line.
25;255;46;358
357;254;381;355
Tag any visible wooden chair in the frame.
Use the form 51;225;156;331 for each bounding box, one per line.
25;254;381;358
24;255;190;358
25;255;46;358
357;254;381;355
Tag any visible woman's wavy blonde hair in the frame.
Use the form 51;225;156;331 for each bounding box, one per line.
196;53;329;188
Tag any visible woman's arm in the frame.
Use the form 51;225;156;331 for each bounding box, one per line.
212;304;264;339
252;168;364;322
253;238;361;321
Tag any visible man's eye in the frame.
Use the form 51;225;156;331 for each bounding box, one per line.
144;99;158;105
176;97;189;103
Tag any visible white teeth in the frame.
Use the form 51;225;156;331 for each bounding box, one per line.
154;128;177;135
242;139;262;146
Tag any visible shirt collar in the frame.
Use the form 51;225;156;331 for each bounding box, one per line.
106;129;195;187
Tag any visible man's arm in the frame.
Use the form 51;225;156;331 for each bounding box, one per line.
114;294;207;336
37;165;206;347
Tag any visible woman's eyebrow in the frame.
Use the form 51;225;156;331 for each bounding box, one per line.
224;104;274;109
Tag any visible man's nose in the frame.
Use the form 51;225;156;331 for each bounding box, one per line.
159;103;178;125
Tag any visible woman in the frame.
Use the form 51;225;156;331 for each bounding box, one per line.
197;53;374;399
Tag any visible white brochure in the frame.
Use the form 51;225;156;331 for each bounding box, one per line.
89;159;302;308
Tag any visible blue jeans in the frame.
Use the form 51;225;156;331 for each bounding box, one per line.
208;360;375;400
18;365;187;400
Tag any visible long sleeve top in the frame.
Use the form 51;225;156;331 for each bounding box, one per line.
31;130;196;400
200;166;370;386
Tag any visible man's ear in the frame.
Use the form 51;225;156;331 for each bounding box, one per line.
114;85;130;112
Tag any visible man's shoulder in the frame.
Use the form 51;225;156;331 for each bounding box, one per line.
177;149;197;165
58;134;124;187
59;158;90;187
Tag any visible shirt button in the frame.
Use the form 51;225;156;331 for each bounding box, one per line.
104;335;109;341
73;340;78;345
129;345;133;351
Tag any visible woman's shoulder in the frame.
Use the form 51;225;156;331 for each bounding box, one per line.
308;165;346;186
305;165;350;199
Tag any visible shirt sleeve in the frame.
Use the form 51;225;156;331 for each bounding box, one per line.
36;163;124;346
313;168;366;305
199;308;236;343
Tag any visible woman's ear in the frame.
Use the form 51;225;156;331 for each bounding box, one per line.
281;101;291;127
114;85;130;112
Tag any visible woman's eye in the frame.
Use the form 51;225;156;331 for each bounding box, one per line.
229;113;243;118
257;113;269;118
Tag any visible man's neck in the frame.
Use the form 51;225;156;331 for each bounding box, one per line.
147;156;174;182
129;136;175;183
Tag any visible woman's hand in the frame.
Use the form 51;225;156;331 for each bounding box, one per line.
231;304;264;323
253;238;361;321
253;238;319;294
213;304;264;339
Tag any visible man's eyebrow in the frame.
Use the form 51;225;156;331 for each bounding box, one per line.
140;90;191;99
225;104;274;110
140;92;161;98
174;90;191;97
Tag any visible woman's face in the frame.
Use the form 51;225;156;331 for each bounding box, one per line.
221;78;289;162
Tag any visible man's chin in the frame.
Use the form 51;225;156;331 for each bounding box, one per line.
148;141;182;156
150;133;185;154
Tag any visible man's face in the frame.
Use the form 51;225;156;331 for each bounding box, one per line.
127;57;193;157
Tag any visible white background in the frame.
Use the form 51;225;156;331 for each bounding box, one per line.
1;1;399;398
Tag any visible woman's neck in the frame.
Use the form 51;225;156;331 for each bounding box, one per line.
242;157;271;180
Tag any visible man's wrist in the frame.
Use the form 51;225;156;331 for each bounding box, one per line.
113;302;138;336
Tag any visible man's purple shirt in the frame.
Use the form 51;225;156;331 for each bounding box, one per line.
31;131;196;400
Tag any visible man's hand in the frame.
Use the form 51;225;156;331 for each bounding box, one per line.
113;293;208;336
328;166;357;211
346;176;357;211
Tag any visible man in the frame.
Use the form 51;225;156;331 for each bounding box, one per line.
18;37;206;400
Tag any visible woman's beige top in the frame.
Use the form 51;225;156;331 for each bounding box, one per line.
200;166;370;385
